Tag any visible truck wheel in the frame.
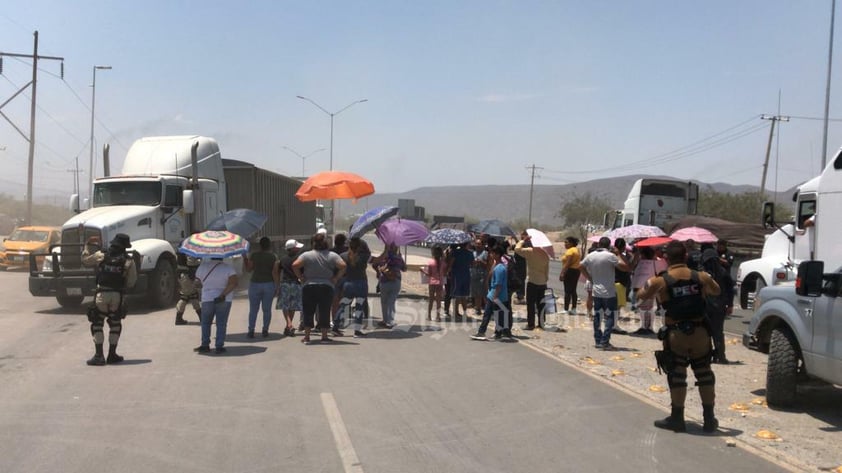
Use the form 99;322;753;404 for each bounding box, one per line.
56;295;84;308
766;326;799;407
148;259;176;308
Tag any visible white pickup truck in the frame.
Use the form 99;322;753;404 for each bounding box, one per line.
744;260;842;407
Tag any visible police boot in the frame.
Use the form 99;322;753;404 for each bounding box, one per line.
175;311;188;325
703;404;719;433
106;343;124;364
654;406;686;432
87;343;106;366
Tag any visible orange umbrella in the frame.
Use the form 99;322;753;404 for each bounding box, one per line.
295;171;375;202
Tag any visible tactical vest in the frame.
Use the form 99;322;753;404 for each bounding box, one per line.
661;271;705;320
97;252;127;290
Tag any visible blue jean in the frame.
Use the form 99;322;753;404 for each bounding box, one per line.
477;297;509;335
201;300;232;349
340;279;368;330
593;296;617;346
248;281;276;332
379;279;401;325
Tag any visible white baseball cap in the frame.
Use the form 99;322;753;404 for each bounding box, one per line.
284;239;304;250
316;227;328;235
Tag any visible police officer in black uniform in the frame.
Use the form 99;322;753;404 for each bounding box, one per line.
81;233;138;366
637;240;721;433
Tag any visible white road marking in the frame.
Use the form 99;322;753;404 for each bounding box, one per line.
321;392;364;473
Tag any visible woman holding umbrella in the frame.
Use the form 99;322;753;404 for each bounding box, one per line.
371;243;406;328
195;257;239;354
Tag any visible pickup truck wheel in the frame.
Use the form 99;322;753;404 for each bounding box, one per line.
56;295;84;308
148;259;176;308
766;326;799;407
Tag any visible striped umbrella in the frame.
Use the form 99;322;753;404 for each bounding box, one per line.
178;230;250;258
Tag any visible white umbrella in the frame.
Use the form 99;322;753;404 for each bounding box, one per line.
526;228;555;259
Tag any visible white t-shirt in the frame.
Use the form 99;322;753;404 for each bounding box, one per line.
196;260;238;303
580;249;619;298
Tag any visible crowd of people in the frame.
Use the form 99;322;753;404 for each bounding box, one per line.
80;226;736;434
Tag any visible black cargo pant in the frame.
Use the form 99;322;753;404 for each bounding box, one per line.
664;321;715;408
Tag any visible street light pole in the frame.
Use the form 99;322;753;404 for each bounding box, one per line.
89;65;111;206
296;95;368;232
281;146;326;176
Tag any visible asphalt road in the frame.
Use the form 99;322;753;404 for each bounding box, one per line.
0;270;789;473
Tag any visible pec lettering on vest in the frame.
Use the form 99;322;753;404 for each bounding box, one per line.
671;285;700;297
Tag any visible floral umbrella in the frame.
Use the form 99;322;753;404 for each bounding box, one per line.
178;230;250;258
375;218;430;246
348;206;399;239
295;171;375;202
425;228;472;246
605;224;666;241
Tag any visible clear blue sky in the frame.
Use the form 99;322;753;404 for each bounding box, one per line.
0;0;839;198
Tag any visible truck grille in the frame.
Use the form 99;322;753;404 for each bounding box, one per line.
60;227;102;269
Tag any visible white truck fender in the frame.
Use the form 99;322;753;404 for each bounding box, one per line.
130;238;177;272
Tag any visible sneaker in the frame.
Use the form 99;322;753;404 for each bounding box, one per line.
106;353;124;364
193;345;210;353
599;343;617;351
504;332;516;341
214;347;227;354
247;330;255;339
353;330;367;338
470;333;488;341
494;332;503;340
175;318;188;326
86;354;106;366
331;328;344;337
261;329;269;337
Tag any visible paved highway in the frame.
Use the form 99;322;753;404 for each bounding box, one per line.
0;269;789;472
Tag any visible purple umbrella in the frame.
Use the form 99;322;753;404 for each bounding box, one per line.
375;218;430;246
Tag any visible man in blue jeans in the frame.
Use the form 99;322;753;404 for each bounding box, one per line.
471;245;513;341
579;237;630;350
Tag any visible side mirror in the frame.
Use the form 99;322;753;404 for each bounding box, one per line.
796;260;824;297
182;190;195;214
762;201;775;229
69;194;80;213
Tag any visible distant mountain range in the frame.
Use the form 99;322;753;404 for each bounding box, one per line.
336;174;795;227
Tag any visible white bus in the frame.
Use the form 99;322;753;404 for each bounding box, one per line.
607;178;699;230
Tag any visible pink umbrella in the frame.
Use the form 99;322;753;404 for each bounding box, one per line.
635;236;673;247
526;228;555;258
670;226;718;243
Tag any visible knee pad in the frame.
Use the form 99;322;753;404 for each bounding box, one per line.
694;368;716;387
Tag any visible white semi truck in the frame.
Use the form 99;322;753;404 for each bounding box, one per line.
606;178;699;230
29;136;316;309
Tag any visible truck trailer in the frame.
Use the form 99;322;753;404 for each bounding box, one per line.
28;136;314;309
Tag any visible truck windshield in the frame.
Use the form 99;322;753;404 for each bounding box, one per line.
94;181;162;207
8;229;49;242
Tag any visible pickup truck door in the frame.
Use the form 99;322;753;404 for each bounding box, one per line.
809;273;842;384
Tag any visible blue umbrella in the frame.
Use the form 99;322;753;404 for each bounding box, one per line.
425;228;472;246
470;219;517;237
348;206;399;239
207;208;268;238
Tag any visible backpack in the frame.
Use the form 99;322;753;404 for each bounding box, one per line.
501;254;522;293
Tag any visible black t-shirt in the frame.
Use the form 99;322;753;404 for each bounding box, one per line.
279;254;298;283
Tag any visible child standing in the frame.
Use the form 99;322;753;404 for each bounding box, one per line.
421;246;446;322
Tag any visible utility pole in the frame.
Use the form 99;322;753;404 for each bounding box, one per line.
822;0;837;170
760;114;789;198
67;156;82;195
0;31;64;225
526;164;543;227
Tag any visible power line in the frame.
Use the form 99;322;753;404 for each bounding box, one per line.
543;115;764;175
